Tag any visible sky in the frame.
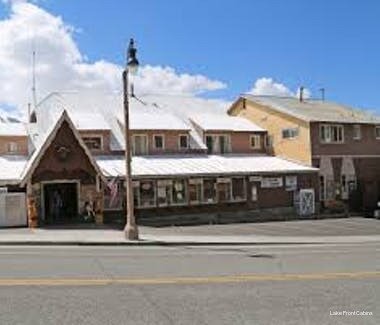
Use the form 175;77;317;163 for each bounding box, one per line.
0;0;379;117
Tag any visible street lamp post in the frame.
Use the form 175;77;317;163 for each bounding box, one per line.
123;38;139;240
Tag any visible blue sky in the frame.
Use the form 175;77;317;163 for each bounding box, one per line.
1;0;380;112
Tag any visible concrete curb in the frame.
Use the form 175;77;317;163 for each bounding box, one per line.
0;239;377;246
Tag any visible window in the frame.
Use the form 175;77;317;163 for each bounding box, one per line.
179;135;189;149
172;179;186;205
189;178;202;204
132;135;148;155
265;135;273;148
83;136;102;150
232;177;246;201
7;142;18;153
375;126;380;139
157;180;172;207
216;178;232;203
153;135;164;150
203;178;216;203
282;128;299;139
353;125;361;140
205;135;231;154
139;180;155;207
320;124;344;143
250;135;261;149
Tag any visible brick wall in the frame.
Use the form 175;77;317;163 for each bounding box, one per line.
310;122;380;156
131;130;193;154
0;136;28;155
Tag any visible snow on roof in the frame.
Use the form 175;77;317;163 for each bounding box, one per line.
242;95;380;124
0;155;28;185
96;154;317;178
189;113;265;132
69;112;111;130
0;122;27;136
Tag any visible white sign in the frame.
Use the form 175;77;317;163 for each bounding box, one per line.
261;177;283;188
217;177;231;183
285;176;297;191
249;176;262;182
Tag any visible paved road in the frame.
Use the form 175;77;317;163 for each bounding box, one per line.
142;217;380;237
0;243;378;324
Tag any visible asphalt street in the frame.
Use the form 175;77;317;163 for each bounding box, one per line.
0;243;378;325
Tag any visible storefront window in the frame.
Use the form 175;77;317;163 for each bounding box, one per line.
203;178;216;203
172;179;186;205
157;180;172;207
217;178;232;203
232;178;246;201
189;179;202;204
139;180;155;207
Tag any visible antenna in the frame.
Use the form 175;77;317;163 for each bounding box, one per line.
32;48;37;109
319;88;325;101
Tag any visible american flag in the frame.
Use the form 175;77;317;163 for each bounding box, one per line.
107;177;119;207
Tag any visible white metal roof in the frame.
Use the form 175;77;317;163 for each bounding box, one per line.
0;123;27;136
96;154;317;178
243;95;380;124
0;155;28;185
189;113;265;132
70;112;111;130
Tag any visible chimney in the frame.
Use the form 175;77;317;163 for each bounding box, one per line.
299;86;304;102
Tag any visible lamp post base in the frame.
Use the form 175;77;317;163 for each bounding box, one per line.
124;223;139;240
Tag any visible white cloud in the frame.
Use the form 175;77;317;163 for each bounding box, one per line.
248;77;311;99
0;1;227;115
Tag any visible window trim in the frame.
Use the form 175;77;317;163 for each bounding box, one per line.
375;126;380;140
178;134;189;150
250;134;262;149
353;124;361;140
82;135;103;151
132;134;148;155
230;177;247;202
189;178;203;205
153;134;165;150
281;127;299;139
319;124;344;144
204;134;231;154
7;141;18;153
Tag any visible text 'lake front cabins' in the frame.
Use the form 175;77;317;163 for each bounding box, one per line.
0;92;319;227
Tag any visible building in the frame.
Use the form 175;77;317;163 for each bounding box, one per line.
0;92;318;227
228;94;380;214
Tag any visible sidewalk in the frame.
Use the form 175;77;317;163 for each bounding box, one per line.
0;224;379;246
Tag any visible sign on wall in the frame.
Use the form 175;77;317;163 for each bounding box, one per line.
261;177;283;188
285;176;297;191
249;176;262;182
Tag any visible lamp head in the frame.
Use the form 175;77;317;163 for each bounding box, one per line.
127;38;139;75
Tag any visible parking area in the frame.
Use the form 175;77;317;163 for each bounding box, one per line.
141;217;380;237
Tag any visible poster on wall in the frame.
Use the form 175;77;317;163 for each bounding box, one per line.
261;177;283;188
285;176;297;191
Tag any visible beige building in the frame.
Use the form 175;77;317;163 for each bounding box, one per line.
229;94;380;214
